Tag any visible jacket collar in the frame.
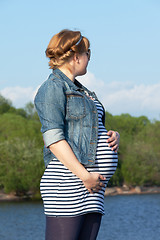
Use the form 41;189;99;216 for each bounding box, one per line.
51;68;81;91
50;68;92;95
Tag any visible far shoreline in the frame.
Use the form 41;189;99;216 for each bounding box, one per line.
0;186;160;202
104;185;160;196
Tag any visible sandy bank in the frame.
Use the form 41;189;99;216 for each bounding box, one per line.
0;186;160;201
104;185;160;196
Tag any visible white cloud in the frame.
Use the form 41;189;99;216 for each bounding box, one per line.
0;72;160;120
77;72;160;120
0;86;39;108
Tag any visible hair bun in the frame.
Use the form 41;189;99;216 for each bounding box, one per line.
45;29;90;69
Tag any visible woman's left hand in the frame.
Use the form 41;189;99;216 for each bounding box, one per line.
106;130;120;152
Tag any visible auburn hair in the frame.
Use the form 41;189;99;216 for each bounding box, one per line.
45;29;90;69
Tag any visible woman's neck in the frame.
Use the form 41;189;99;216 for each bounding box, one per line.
58;66;75;82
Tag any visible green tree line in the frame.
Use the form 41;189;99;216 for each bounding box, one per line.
0;94;160;198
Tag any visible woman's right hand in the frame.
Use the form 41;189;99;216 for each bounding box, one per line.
82;172;106;194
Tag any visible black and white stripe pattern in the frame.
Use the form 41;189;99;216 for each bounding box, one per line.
40;99;118;217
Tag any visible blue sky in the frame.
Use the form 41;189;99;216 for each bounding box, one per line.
0;0;160;120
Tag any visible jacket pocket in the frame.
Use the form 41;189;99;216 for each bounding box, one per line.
66;94;86;119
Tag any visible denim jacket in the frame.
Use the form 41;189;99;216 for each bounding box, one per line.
34;69;105;167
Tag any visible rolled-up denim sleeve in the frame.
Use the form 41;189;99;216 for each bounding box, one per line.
43;128;65;147
34;80;66;147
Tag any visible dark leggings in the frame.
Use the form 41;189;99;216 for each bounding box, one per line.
45;213;102;240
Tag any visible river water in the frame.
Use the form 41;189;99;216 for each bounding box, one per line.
0;194;159;240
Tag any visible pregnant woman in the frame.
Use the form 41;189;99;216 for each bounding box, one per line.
34;29;119;240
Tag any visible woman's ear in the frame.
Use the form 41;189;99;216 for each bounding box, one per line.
73;53;80;63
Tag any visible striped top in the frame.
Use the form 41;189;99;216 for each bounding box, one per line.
40;97;118;217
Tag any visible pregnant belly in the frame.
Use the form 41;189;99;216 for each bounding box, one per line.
87;130;118;181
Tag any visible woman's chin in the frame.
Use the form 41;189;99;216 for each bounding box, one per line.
79;69;87;76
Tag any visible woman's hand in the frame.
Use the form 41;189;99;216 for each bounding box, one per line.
82;172;106;194
107;130;120;152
